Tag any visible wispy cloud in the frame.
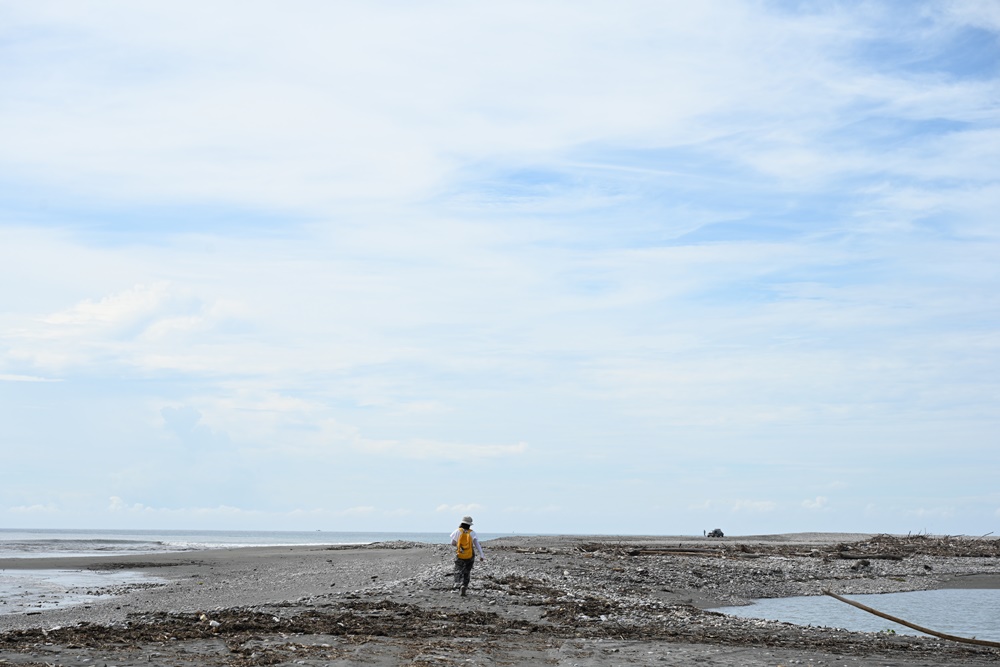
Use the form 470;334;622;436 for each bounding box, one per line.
1;1;997;534
802;497;829;511
8;503;59;514
0;374;61;383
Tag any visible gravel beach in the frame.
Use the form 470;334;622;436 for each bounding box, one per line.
1;533;998;666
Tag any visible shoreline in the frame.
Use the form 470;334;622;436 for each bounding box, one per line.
2;533;999;666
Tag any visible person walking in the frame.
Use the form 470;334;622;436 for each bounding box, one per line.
450;515;485;596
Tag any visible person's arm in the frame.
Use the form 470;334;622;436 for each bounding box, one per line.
450;529;459;546
472;534;486;560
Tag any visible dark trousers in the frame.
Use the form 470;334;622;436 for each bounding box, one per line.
454;556;475;587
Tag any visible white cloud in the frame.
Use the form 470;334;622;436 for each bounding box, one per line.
1;3;997;535
4;281;234;374
44;282;177;330
0;2;924;213
0;374;61;382
7;503;59;514
109;496;148;512
167;389;520;463
802;496;829;510
107;496;333;519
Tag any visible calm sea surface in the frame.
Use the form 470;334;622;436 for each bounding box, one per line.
0;528;510;558
712;589;1000;642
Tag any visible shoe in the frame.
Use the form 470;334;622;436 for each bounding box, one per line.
460;585;467;596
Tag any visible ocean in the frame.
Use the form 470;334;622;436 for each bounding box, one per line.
0;528;493;559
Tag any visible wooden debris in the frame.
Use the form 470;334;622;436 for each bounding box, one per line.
837;552;904;561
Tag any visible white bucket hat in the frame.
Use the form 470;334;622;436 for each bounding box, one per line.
461;515;474;525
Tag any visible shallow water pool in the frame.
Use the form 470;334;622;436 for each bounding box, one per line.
711;589;1000;642
0;569;165;616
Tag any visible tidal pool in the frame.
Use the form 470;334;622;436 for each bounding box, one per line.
712;589;1000;642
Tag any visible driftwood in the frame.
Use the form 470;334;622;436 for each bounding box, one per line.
630;547;722;556
629;549;768;559
837;552;904;561
635;550;722;558
822;589;1000;649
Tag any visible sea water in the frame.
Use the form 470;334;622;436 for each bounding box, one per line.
0;569;164;616
712;589;1000;642
0;528;483;558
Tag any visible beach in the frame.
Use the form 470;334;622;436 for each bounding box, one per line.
1;533;998;666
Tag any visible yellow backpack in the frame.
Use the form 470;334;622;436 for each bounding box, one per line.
456;528;474;559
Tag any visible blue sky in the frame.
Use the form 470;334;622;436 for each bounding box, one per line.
1;1;998;536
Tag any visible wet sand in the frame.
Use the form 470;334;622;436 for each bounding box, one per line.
1;533;999;666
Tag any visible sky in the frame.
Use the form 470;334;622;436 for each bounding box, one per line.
1;1;999;537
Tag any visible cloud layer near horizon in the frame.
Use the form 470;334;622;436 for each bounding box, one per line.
2;1;999;535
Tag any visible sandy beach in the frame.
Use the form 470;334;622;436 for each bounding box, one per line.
1;533;998;666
